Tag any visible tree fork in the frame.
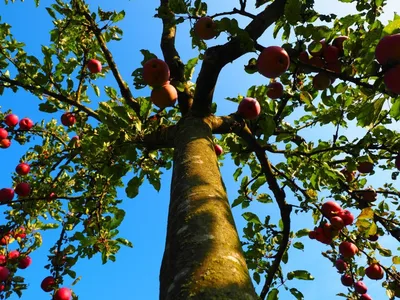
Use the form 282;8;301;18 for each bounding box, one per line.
160;116;258;300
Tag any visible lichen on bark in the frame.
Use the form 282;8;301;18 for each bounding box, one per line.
159;116;258;300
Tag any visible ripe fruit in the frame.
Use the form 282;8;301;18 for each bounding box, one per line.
0;255;6;265
341;274;354;286
357;161;374;173
308;40;326;57
0;188;14;203
150;83;178;109
338;210;354;226
384;65;400;94
333;36;349;53
4;114;18;127
360;294;373;300
0;235;10;245
61;113;76;127
309;56;324;68
18;256;32;269
70;136;80;147
143;58;170;87
15;182;31;197
267;82;284;99
194;17;217;40
367;234;379;242
19;118;33;130
237;97;261;120
8;250;19;260
54;287;72;300
214;144;223;156
0;139;11;148
16;163;30;175
0;128;7;139
313;73;331;90
87;59;102;74
0;266;9;282
314;226;332;244
339;241;358;258
365;263;384;280
354;281;368;294
323;45;340;63
321;201;342;219
13;227;26;239
335;259;347;273
375;34;400;65
257;46;290;78
298;51;309;64
41;276;56;292
359;188;377;202
48;192;57;201
341;169;355;183
331;216;344;230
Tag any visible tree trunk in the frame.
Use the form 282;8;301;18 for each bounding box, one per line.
160;117;258;300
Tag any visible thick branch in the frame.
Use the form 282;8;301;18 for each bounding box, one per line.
159;0;193;115
192;0;287;116
80;5;141;116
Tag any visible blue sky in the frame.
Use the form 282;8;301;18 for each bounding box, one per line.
0;0;399;299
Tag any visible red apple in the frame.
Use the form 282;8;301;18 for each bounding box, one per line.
331;216;344;230
323;45;340;63
16;163;30;175
341;169;355;183
87;59;102;74
143;58;170;87
0;284;4;292
0;139;11;148
267;82;284;99
309;56;325;68
15;182;31;197
19;118;33;130
314;227;332;244
0;266;9;282
0;188;14;203
150;82;178;109
257;46;290;78
357;161;374;173
18;256;32;269
4;114;18;127
237;97;261;120
0;128;7;139
313;72;331;90
339;241;358;258
384;64;400;94
359;188;377;202
341;274;354;286
13;227;26;239
70;136;80;147
335;259;347;273
354;281;368;294
48;192;57;201
338;210;354;226
0;255;6;265
41;276;56;292
375;34;400;65
54;287;72;300
308;40;326;57
0;235;10;245
321;201;342;219
194;17;217;40
365;263;384;280
360;294;373;300
8;250;19;260
214;144;223;156
308;230;316;239
333;36;349;54
61;113;76;127
299;51;309;64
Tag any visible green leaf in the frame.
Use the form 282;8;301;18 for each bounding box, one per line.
112;10;126;23
184;57;199;81
242;212;262;225
293;242;304;250
392;256;400;264
233;168;242;181
39;102;58;113
295;229;310;238
108;209;125;230
267;288;279;300
116;238;133;248
284;0;302;25
290;288;304;300
253;272;260;284
287;270;314;280
383;19;400;35
125;176;143;198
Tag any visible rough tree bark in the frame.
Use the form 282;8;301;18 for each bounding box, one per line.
159;116;258;300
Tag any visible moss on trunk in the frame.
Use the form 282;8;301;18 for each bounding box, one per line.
159;117;257;300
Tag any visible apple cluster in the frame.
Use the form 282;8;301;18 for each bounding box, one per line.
142;58;178;109
0;162;32;204
375;34;400;94
309;201;354;245
298;36;348;90
0;114;34;149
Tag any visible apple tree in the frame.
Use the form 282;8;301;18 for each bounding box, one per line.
0;0;400;299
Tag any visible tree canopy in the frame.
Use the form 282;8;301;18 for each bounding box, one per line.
0;0;399;299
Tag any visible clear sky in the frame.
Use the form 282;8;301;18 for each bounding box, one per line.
0;0;399;299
